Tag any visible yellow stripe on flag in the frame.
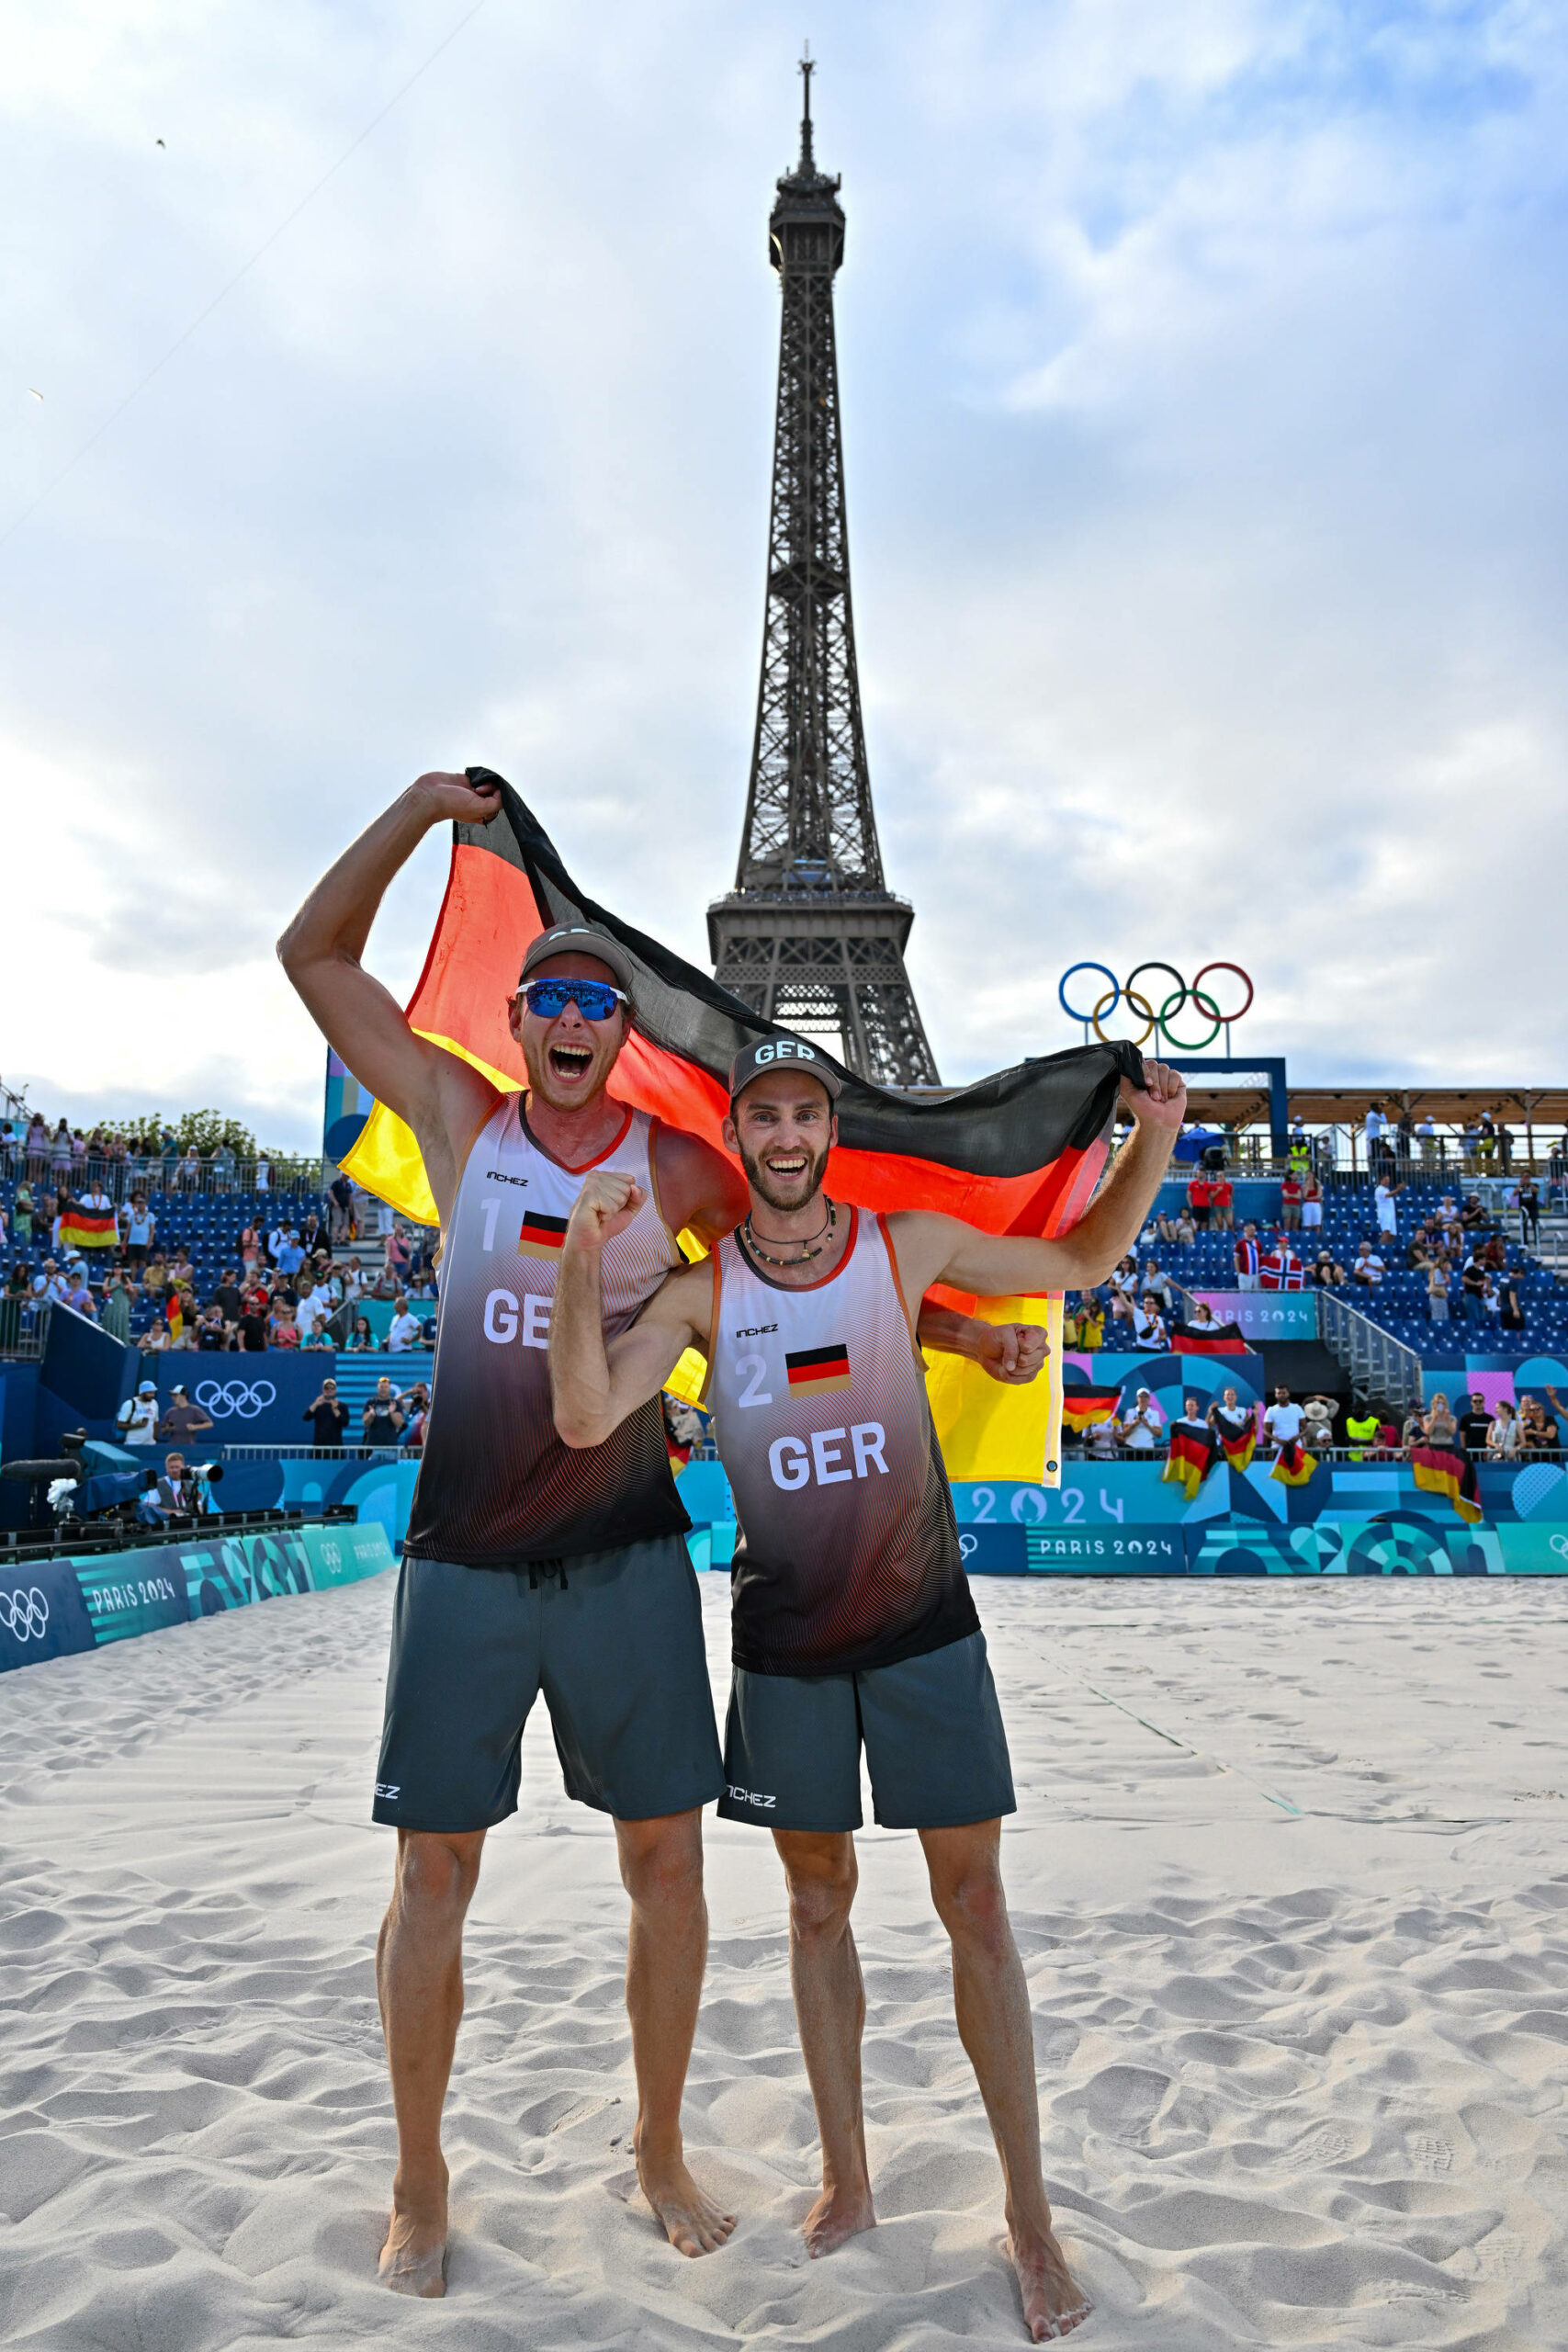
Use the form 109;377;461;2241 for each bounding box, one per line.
924;1295;1063;1487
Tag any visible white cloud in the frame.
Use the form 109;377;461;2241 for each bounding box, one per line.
0;0;1562;1142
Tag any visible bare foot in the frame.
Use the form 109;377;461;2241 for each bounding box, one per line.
634;2136;737;2257
379;2192;448;2298
803;2179;875;2257
1008;2221;1091;2341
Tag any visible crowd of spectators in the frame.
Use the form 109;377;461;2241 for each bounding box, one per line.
0;1113;306;1195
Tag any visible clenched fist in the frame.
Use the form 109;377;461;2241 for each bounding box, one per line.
1121;1058;1186;1135
976;1322;1049;1386
564;1169;647;1252
410;770;503;827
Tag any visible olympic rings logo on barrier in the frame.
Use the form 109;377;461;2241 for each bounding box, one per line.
1058;962;1254;1052
194;1380;278;1420
0;1587;50;1643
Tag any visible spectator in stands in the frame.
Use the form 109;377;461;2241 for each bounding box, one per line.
299;1209;328;1261
1520;1392;1560;1453
1155;1204;1181;1247
1117;1389;1165;1453
239;1220;265;1271
1107;1288;1136;1339
1350;1241;1384;1288
122;1191;155;1268
1394;1110;1416;1169
398;1380;431;1450
1131;1293;1168;1351
62;1265;96;1317
76;1176;117;1262
1142;1260;1176;1314
1186;1301;1219;1334
1235;1223;1262;1290
100;1269;131;1342
1301;1172;1324;1238
117;1378;161;1445
1280;1171;1303;1229
304;1377;350;1450
1069;1293;1104;1351
387;1295;421;1351
362;1377;405;1450
269;1300;300;1349
1486;1399;1521;1458
1209;1171;1234;1233
1363;1102;1390;1168
1459;1255;1488;1327
345;1312;375;1351
175;1144;202;1189
1312;1249;1346;1287
1426;1393;1459;1447
1426;1261;1451;1324
1373;1178;1403;1241
1461;1194;1488;1232
159;1382;215;1442
1261;1234;1305;1290
1108;1255;1138;1301
213;1268;243;1324
294;1276;332;1343
25;1114;48;1180
196;1304;230;1350
1416;1114;1438;1167
12;1182;33;1247
275;1227;306;1277
139;1315;169;1356
1399;1403;1427;1454
1302;1396;1337;1452
238;1291;269;1351
386;1225;412;1279
1187;1170;1212;1231
1519;1178;1542;1246
1263;1387;1303;1448
1172;1207;1196;1249
1086;1408;1120;1463
49;1119;73;1186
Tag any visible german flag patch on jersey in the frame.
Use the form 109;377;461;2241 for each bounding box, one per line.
785;1343;851;1395
517;1210;569;1259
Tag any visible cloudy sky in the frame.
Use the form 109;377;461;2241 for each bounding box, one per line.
4;0;1563;1147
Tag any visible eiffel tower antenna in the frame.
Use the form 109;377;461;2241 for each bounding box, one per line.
706;56;940;1087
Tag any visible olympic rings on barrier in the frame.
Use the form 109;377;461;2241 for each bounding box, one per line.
0;1587;50;1644
1058;960;1254;1049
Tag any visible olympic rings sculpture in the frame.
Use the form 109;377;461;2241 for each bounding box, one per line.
1058;962;1254;1052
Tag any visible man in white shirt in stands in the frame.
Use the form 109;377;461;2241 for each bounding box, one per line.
387;1297;422;1352
295;1277;333;1342
1373;1179;1402;1240
1118;1388;1166;1452
117;1379;161;1446
1263;1387;1304;1448
1351;1241;1384;1287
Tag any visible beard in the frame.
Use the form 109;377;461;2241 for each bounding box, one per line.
737;1134;831;1216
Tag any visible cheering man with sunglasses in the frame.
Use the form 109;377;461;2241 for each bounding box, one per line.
278;772;1043;2297
548;1034;1185;2343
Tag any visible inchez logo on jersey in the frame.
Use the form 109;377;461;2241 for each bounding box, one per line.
517;1211;569;1259
785;1343;851;1396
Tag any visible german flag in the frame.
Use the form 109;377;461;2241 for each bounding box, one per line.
517;1209;569;1260
1270;1440;1316;1487
1163;1419;1219;1500
1411;1442;1483;1524
786;1343;851;1396
59;1203;117;1250
1060;1386;1122;1434
1215;1415;1257;1473
342;770;1141;1244
1171;1318;1247;1354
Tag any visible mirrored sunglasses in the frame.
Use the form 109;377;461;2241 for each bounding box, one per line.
516;978;628;1023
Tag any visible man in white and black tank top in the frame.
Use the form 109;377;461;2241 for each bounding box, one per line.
278;782;1031;2297
279;776;761;2290
550;1033;1187;2343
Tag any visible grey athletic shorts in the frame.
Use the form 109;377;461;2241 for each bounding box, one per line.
717;1629;1015;1834
373;1535;725;1832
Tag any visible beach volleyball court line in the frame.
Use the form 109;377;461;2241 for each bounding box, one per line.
1022;1641;1304;1818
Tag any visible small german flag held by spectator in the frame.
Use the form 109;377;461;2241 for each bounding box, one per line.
1171;1317;1247;1354
1410;1442;1483;1524
1163;1418;1219;1500
1060;1386;1122;1434
1270;1439;1316;1487
1215;1414;1257;1473
59;1202;117;1250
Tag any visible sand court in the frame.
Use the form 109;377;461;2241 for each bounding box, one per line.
4;1571;1568;2348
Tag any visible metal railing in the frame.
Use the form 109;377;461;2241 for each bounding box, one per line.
1317;1290;1423;1413
1;1153;322;1200
0;1298;51;1359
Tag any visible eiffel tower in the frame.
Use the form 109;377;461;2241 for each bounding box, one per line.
707;56;940;1088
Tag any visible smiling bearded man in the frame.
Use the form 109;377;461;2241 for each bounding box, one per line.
548;1032;1187;2343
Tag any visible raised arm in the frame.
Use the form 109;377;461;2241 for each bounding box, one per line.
550;1171;716;1448
276;772;503;1224
888;1061;1188;1303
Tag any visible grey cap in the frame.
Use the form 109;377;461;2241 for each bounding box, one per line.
728;1034;842;1108
519;924;636;998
